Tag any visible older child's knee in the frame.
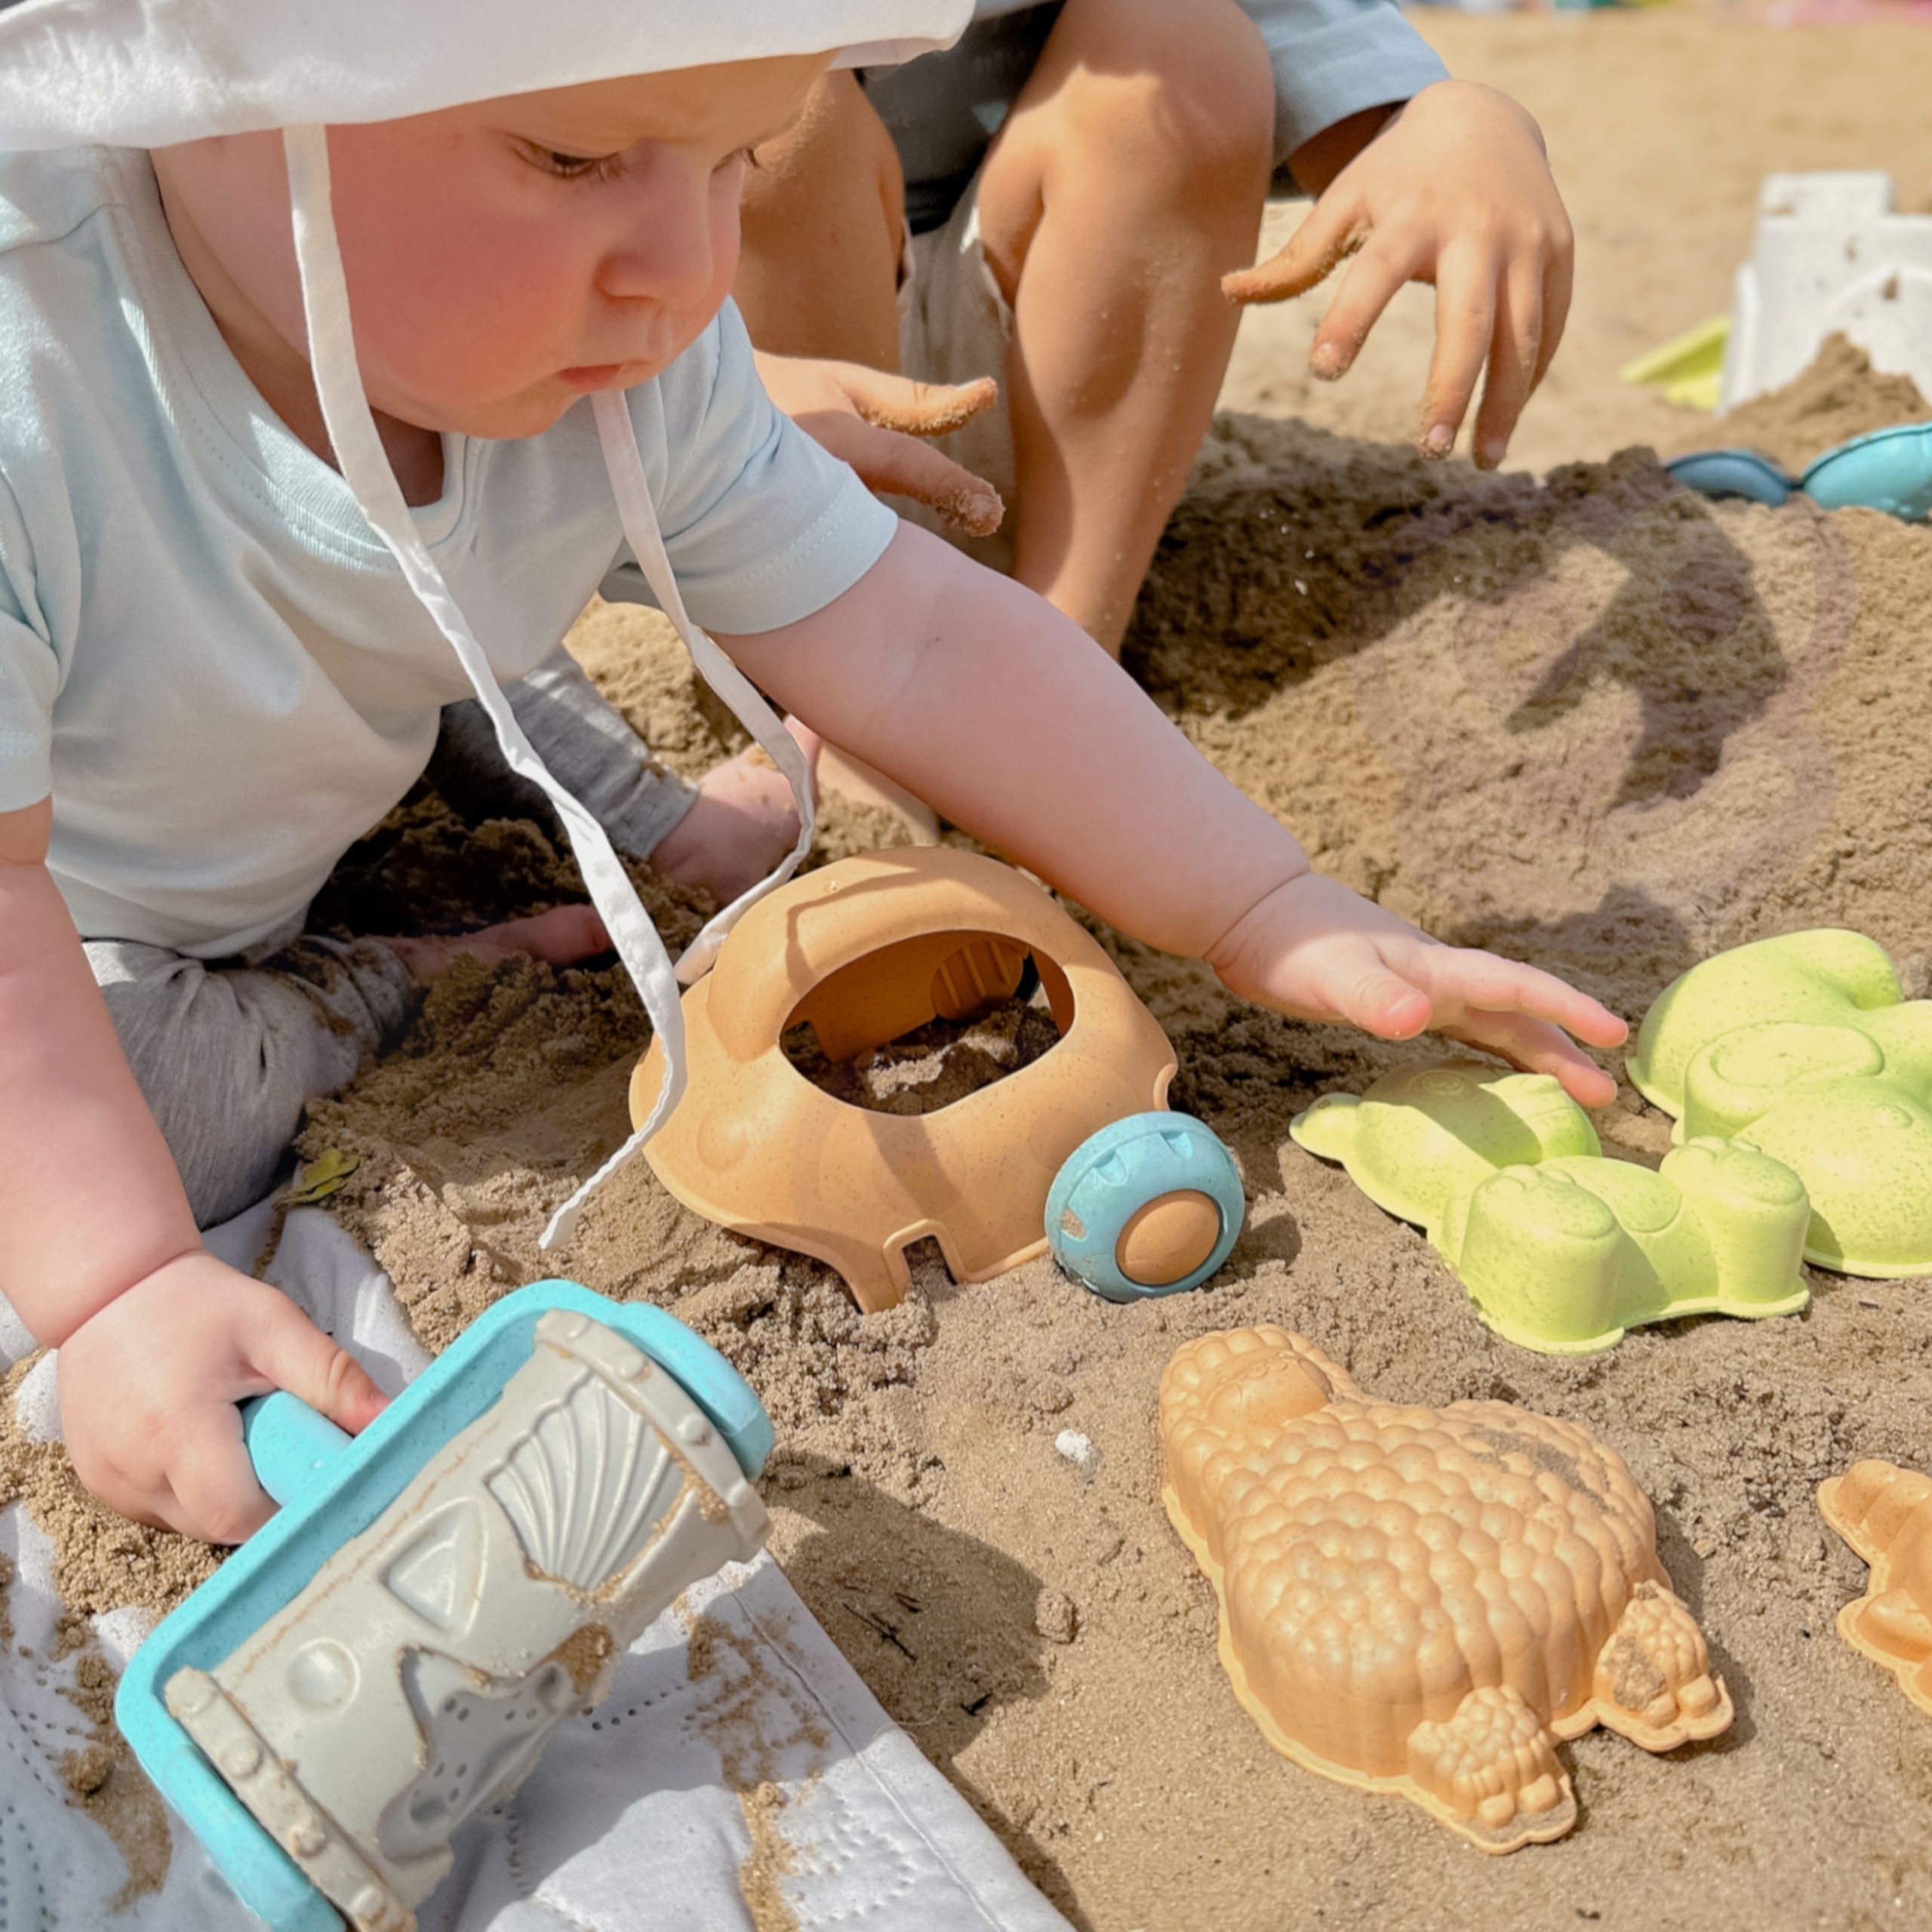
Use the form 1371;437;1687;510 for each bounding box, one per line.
1041;0;1275;197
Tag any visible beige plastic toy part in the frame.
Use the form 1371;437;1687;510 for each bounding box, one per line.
1161;1326;1733;1854
635;847;1177;1312
1819;1460;1932;1718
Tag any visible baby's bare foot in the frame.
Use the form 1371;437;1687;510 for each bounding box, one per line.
385;903;611;983
653;720;822;906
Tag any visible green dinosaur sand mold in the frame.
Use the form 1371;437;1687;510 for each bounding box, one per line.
1629;931;1932;1278
1291;1064;1811;1354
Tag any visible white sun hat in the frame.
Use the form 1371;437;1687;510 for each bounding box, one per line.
0;0;971;1247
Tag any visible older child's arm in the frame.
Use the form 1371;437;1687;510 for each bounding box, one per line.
720;525;1624;1102
0;800;384;1542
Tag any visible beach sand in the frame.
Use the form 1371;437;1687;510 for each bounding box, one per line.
8;12;1932;1929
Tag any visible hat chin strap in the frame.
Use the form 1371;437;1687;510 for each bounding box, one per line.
283;125;814;1254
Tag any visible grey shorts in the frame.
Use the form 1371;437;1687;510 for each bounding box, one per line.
860;3;1063;235
89;648;694;1229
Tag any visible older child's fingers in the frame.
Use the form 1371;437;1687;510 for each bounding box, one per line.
838;367;998;440
843;419;1005;535
1306;236;1417;382
1471;264;1543;470
1417;248;1497;457
1535;245;1575;389
1222;193;1366;307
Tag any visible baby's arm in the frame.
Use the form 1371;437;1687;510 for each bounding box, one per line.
719;527;1623;1100
0;799;385;1542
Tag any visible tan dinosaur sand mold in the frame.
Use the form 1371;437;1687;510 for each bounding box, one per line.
1159;1325;1730;1851
7;14;1932;1930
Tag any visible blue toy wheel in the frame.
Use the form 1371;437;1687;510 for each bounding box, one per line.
1046;1112;1244;1303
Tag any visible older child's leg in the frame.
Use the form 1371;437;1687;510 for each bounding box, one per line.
737;71;905;368
734;2;1275;656
973;0;1274;651
86;907;605;1228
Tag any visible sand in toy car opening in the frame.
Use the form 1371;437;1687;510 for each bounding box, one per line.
8;14;1932;1930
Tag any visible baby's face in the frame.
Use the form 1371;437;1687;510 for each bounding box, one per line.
156;55;826;439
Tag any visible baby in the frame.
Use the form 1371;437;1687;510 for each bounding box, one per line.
0;2;1622;1550
736;0;1574;652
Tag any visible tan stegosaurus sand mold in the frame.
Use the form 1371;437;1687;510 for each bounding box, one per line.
1819;1460;1932;1718
1160;1326;1733;1852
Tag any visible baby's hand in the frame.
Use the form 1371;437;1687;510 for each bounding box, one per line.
57;1251;386;1544
753;352;1006;536
1225;79;1574;471
653;717;823;908
1209;871;1625;1105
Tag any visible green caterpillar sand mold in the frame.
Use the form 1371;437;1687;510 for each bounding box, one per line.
1291;1063;1811;1354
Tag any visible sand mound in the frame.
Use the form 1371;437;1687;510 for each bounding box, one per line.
1675;332;1931;475
222;411;1927;1929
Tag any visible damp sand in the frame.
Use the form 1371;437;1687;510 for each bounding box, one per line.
266;384;1932;1932
8;14;1932;1928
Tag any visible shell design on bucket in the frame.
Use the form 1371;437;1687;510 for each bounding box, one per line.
1819;1460;1932;1718
1628;929;1932;1277
1161;1326;1733;1852
1291;1063;1811;1352
486;1373;685;1594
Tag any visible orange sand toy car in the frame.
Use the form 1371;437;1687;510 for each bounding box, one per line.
634;847;1244;1312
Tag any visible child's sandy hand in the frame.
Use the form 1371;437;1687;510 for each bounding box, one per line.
1208;871;1625;1105
652;717;823;907
1224;80;1574;470
753;351;1006;536
57;1251;387;1544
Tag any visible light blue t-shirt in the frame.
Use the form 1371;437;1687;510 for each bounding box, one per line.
0;145;899;958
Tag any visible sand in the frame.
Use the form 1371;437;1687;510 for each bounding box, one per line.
284;369;1932;1930
8;11;1932;1929
1694;333;1930;474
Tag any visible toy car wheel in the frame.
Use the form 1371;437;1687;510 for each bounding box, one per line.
1046;1112;1244;1303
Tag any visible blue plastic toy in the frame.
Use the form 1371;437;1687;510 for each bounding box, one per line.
1668;420;1932;521
1802;423;1932;518
1046;1112;1244;1302
1663;448;1794;507
115;1281;771;1932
